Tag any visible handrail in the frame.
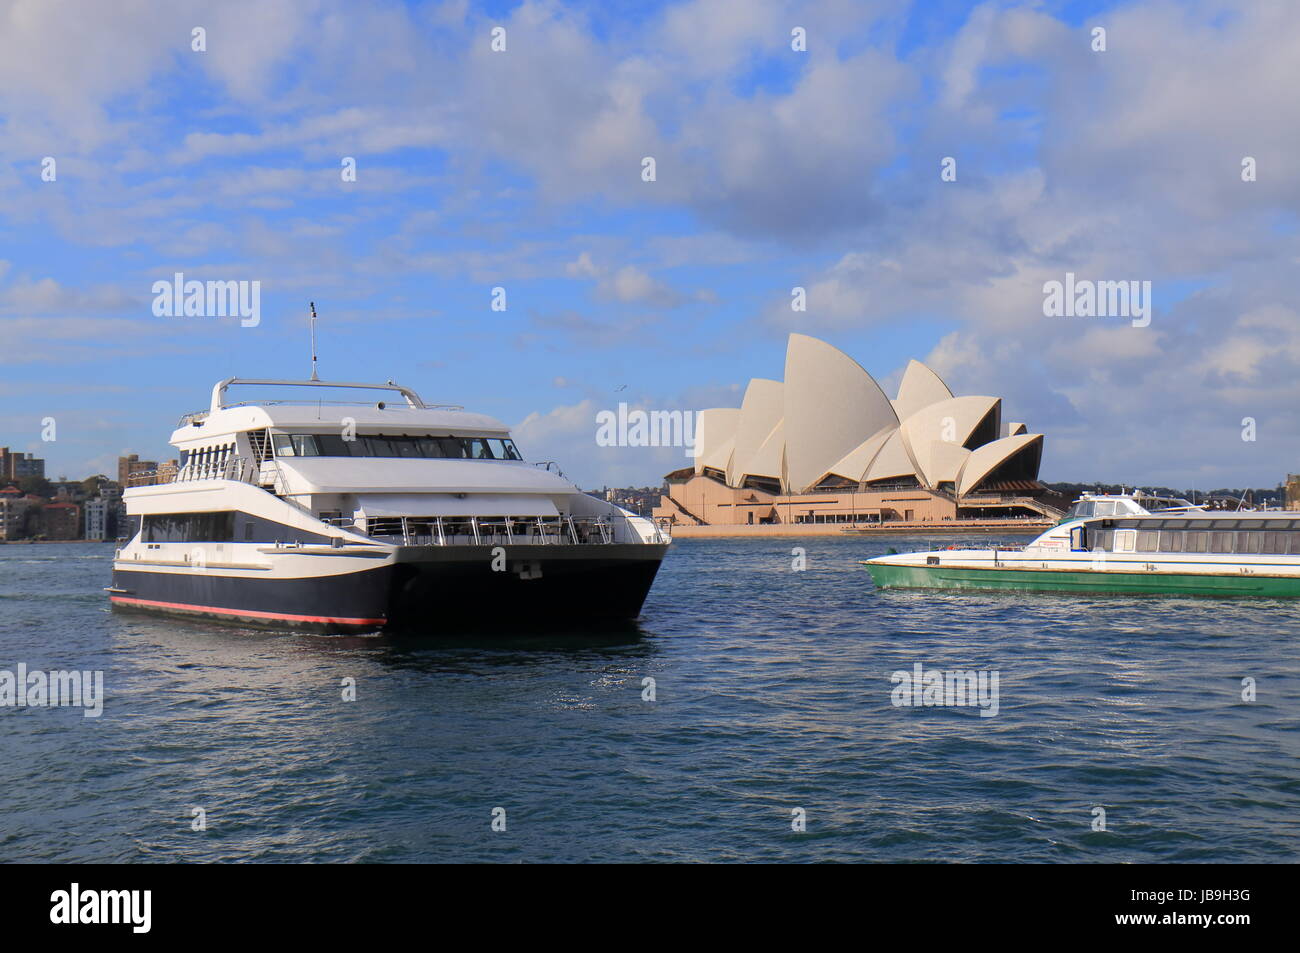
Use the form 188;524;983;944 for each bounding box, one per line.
356;512;665;547
210;378;430;413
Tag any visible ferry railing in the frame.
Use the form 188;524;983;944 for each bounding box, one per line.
356;513;664;547
125;456;261;488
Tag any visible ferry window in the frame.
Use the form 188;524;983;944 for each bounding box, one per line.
1162;531;1184;553
1238;531;1261;554
1136;531;1159;552
274;433;520;460
143;512;235;543
292;434;320;456
1210;532;1233;553
1263;532;1286;554
1093;502;1116;517
1093;529;1113;551
437;437;467;458
1115;530;1136;552
313;434;350;456
489;438;521;461
1185;532;1207;553
1287;532;1300;555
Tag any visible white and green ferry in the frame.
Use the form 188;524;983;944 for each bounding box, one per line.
862;492;1300;597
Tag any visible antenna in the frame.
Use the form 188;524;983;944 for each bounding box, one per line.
309;301;320;381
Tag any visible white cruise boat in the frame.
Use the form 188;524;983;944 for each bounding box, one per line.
109;378;670;633
863;491;1300;597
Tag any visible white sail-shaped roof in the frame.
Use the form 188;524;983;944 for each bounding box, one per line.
912;440;971;488
743;420;785;483
863;430;918;483
893;359;954;420
783;334;898;493
823;426;894;484
899;394;999;451
957;433;1043;496
693;408;740;475
727;379;784;485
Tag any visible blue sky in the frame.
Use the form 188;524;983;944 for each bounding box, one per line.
2;0;1298;490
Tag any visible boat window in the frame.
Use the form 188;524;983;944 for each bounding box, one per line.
1210;532;1233;553
1263;532;1287;554
1091;529;1113;551
489;438;521;461
143;512;236;543
1093;501;1117;517
1136;531;1159;552
1238;520;1264;530
1288;532;1300;555
1162;530;1184;552
292;434;321;456
1237;531;1261;554
270;433;522;460
1115;529;1136;552
1072;501;1095;519
1185;531;1208;553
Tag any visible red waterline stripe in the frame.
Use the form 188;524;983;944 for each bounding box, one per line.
110;595;385;626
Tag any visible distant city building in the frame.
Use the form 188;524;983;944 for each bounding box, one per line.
601;486;663;515
118;454;158;487
0;447;45;481
51;480;89;503
84;499;110;541
0;488;30;540
14;455;44;479
36;501;80;540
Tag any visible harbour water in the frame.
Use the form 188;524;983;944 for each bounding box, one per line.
1;538;1296;863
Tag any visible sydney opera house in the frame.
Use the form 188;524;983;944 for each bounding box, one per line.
654;334;1066;532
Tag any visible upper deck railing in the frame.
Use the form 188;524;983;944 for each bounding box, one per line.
210;378;431;413
126;457;260;487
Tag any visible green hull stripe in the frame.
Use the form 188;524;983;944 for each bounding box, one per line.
863;563;1300;597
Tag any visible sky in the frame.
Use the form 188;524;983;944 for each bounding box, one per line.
1;0;1298;491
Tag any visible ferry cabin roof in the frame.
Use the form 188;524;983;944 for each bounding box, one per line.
170;404;511;446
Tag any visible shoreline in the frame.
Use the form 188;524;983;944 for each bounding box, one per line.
663;521;1053;538
0;539;116;545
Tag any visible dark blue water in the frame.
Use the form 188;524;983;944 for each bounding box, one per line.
1;537;1297;863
